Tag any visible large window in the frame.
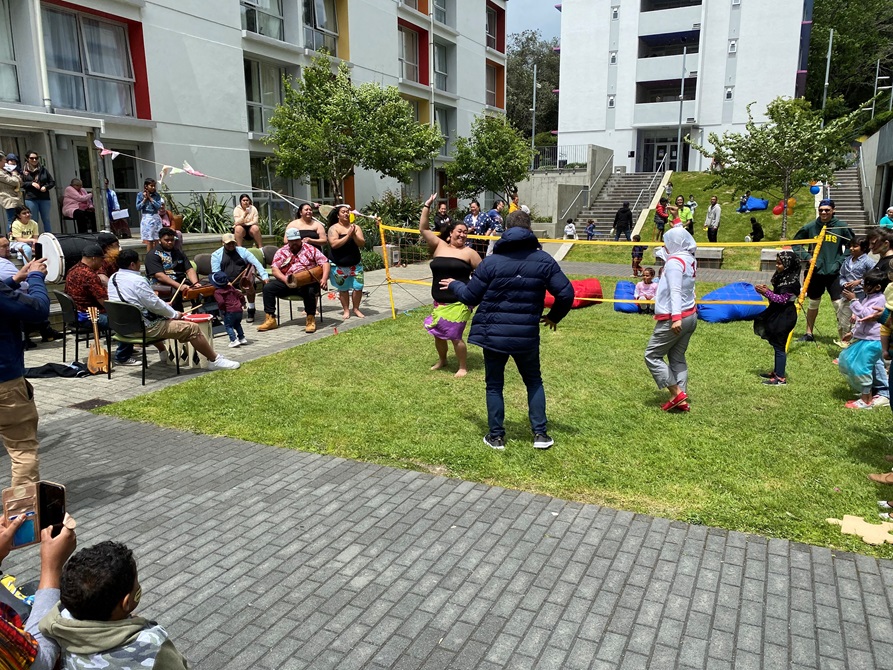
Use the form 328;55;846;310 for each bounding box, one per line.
241;0;284;41
304;0;338;55
485;64;497;107
485;7;498;50
398;27;419;82
433;0;447;24
43;7;135;116
433;43;448;91
245;59;284;134
0;0;17;102
434;106;451;157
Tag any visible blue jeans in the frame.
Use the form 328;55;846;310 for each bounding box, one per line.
223;311;244;341
772;344;787;378
92;313;134;362
25;198;52;234
872;357;890;399
483;347;547;438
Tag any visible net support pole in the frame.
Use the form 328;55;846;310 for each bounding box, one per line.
379;217;397;319
786;225;826;352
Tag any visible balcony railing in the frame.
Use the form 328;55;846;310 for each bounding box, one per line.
530;145;589;171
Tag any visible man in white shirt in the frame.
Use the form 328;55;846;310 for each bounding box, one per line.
108;249;240;370
704;195;721;243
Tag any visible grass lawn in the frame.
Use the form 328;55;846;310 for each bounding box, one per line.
566;171;820;271
98;278;893;557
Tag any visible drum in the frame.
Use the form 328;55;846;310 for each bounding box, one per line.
37;232;101;283
165;313;213;370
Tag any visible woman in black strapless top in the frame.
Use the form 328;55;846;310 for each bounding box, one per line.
420;193;482;377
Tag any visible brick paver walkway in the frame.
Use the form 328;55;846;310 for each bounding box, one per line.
5;254;893;669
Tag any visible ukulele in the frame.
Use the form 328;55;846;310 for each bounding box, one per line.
86;307;110;374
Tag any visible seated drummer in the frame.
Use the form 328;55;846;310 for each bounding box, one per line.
144;227;200;311
64;243;136;365
257;228;329;334
107;249;240;371
210;232;268;324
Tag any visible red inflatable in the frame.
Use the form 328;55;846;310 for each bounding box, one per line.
545;278;603;309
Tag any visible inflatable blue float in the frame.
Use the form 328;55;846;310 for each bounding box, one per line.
613;280;640;313
697;282;766;323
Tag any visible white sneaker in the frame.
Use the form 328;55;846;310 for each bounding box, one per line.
207;355;240;370
228;340;241;348
239;337;248;345
158;349;168;364
873;395;890;407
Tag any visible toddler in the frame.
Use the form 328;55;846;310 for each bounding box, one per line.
211;271;247;347
753;251;801;385
631;235;647;277
634;267;657;314
836;236;874;346
839;269;887;409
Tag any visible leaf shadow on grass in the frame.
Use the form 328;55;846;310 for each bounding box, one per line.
845;429;893;469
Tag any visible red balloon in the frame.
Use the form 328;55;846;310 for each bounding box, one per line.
772;205;784;215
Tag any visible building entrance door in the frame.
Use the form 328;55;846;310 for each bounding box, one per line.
654;144;670;171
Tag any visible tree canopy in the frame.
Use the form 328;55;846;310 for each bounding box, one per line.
267;55;443;202
444;115;534;201
506;30;560;144
688;97;864;239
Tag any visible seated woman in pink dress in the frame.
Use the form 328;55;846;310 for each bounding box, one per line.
62;179;96;233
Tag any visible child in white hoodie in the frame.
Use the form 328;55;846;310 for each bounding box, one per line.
644;226;697;412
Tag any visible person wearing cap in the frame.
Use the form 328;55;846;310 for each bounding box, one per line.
792;199;855;343
143;227;200;312
96;232;120;288
210;232;269;323
64;244;137;365
108;249;240;371
210;271;247;347
0;152;23;234
258;228;329;333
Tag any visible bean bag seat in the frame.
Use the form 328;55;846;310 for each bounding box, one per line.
744;196;769;211
545;277;602;309
613;280;639;313
697;282;766;323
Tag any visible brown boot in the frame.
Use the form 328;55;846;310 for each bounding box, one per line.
305;314;316;333
257;314;278;332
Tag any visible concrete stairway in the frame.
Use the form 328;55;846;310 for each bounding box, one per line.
830;167;872;235
570;172;662;237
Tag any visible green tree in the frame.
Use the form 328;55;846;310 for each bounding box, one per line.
507;30;560;142
805;0;893;118
267;55;443;202
444;115;534;201
688;97;864;239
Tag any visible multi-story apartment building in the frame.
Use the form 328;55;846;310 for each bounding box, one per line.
556;0;812;173
0;0;506;232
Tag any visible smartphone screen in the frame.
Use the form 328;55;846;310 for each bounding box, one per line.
38;482;65;535
33;243;42;259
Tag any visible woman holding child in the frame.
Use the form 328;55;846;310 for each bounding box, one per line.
420;193;482;377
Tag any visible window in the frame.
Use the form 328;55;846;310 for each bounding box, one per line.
724;87;733;100
732;0;741;5
728;40;737;54
402;0;418;8
244;59;284;133
486;7;498;50
433;0;447;24
398;27;419;82
607;95;615;108
310;177;335;206
611;7;618;19
43;7;134;116
304;0;338;55
250;155;292;223
434;43;448;91
609;51;617;65
241;0;284;41
434;105;450;156
0;0;18;102
486;64;497;107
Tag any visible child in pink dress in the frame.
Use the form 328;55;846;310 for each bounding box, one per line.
634;267;658;315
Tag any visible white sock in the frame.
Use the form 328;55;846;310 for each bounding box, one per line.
248;302;255;309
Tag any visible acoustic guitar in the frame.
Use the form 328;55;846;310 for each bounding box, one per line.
86;307;109;374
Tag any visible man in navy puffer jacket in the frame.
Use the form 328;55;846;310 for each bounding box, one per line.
0;257;49;484
442;210;573;450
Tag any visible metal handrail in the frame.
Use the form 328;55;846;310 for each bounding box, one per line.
559;158;614;221
631;154;667;214
857;145;877;226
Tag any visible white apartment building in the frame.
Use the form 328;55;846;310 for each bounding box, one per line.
556;0;812;173
0;0;507;233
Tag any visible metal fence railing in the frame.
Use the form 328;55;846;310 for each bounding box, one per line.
531;144;589;171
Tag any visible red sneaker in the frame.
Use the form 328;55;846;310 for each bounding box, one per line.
661;391;689;412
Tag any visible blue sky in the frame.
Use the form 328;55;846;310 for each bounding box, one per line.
507;0;561;39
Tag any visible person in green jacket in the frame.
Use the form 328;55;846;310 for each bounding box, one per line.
792;199;855;342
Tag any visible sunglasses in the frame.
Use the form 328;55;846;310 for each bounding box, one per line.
27;156;38;160
818;208;832;213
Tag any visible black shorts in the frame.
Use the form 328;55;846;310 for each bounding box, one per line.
805;272;843;301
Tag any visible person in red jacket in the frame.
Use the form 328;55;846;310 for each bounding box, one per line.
210;271;247;348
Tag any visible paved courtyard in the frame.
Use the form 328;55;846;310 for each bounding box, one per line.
3;259;893;669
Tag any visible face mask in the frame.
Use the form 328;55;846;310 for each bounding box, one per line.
4;163;15;173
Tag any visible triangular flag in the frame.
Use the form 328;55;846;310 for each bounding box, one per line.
159;165;173;182
182;161;206;177
93;139;105;150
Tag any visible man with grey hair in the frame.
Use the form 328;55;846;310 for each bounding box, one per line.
440;210;574;451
